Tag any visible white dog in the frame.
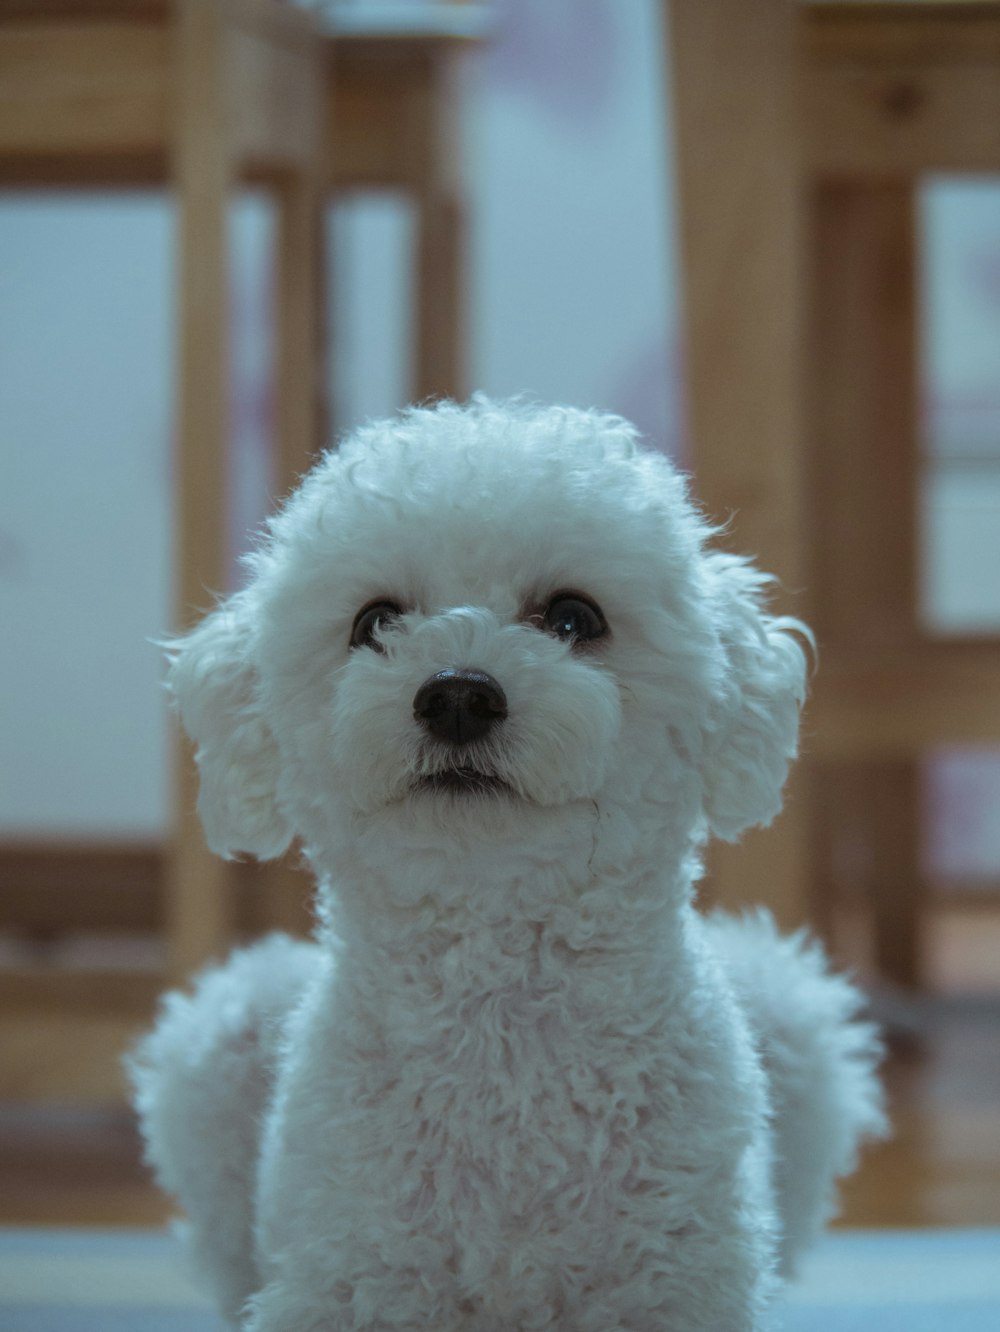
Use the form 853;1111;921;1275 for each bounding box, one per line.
130;399;885;1331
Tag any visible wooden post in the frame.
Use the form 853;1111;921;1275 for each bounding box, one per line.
809;181;924;985
253;107;328;940
273;7;328;494
667;0;809;927
167;0;237;979
413;49;465;402
808;183;920;647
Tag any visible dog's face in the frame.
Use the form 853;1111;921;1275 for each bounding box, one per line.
168;401;807;880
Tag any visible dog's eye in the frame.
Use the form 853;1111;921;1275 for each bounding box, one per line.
541;593;607;645
350;600;404;652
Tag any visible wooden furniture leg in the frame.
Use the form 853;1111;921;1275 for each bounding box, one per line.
808;183;920;649
168;0;237;979
413;47;465;403
166;0;327;971
868;759;925;988
251;167;328;940
324;31;473;411
415;190;465;402
809;181;924;984
275;169;327;493
667;0;809;928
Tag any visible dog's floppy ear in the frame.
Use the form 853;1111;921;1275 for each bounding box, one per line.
700;550;810;842
165;592;292;861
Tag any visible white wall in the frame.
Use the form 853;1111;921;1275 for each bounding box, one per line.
0;195;276;837
0;198;173;837
920;179;1000;635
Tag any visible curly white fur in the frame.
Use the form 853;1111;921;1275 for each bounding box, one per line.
128;398;885;1331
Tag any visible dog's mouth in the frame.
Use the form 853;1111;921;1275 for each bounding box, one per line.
415;766;515;798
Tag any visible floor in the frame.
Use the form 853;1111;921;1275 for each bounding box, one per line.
1;908;998;1231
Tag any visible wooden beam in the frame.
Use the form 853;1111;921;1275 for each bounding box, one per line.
0;1009;154;1103
0;26;169;157
806;3;1000;64
810;647;1000;757
226;3;323;173
803;3;1000;176
327;42;438;191
0;844;162;933
0;969;162;1015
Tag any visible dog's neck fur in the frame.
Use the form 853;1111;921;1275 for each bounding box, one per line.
308;786;700;1017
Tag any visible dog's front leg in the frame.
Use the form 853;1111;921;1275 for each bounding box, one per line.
241;1275;361;1332
242;1268;472;1332
242;1279;322;1332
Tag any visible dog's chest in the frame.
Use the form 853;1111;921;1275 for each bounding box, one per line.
338;954;676;1230
259;927;761;1325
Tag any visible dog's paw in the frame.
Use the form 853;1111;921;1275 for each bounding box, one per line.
242;1281;340;1332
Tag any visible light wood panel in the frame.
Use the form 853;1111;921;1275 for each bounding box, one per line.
668;0;809;930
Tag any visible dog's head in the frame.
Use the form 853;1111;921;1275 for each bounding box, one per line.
167;400;808;876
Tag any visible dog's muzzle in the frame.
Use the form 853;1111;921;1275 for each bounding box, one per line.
412;668;507;746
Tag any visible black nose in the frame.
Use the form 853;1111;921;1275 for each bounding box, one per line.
413;669;508;746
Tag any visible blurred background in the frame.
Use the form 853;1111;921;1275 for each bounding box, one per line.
1;0;998;1251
